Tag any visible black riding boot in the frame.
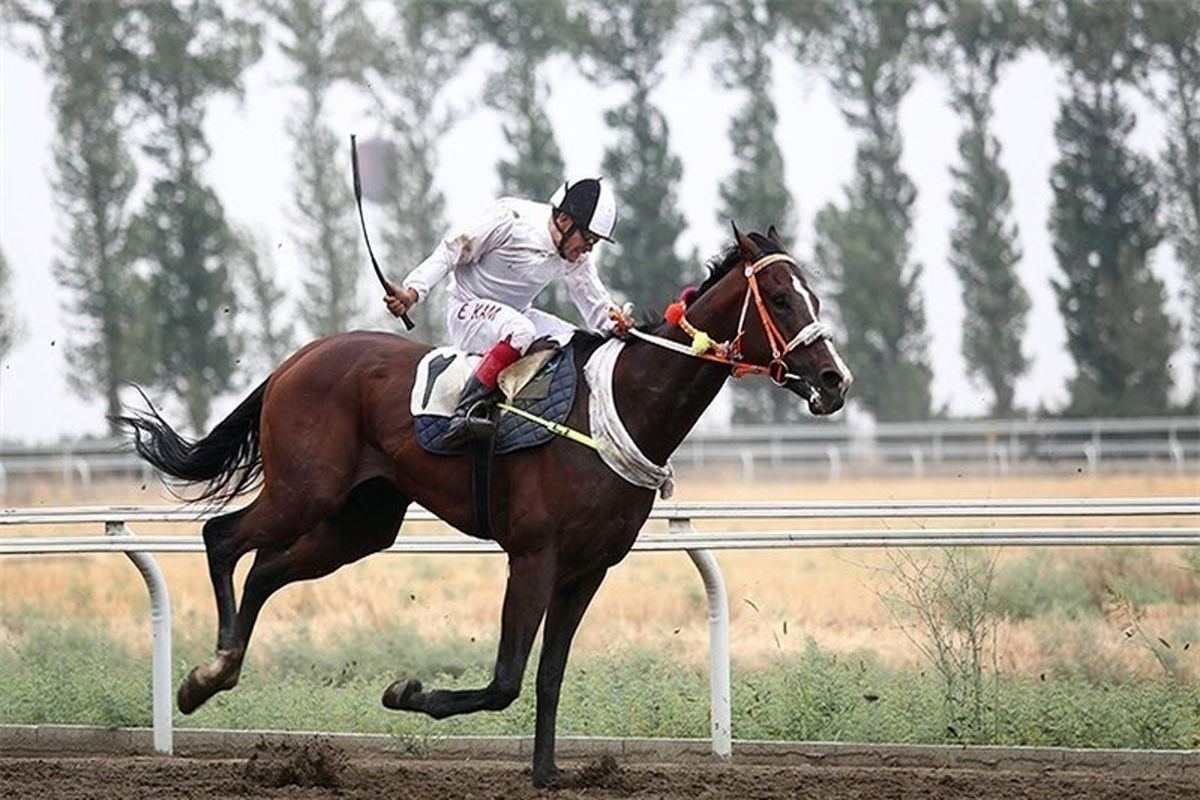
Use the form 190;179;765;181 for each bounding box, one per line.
442;374;500;447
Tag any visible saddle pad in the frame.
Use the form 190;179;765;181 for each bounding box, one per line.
414;346;578;456
410;347;479;418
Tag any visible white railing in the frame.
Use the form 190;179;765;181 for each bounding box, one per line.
3;498;1199;758
678;415;1200;480
2;416;1196;490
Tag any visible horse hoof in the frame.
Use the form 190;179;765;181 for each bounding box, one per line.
382;678;423;710
177;667;207;715
532;766;563;789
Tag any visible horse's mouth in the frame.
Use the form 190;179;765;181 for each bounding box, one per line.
808;394;845;415
784;379;845;415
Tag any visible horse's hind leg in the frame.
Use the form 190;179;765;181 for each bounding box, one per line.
179;479;409;713
202;505;255;652
383;548;555;718
177;504;259;713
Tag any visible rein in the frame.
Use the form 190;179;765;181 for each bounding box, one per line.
630;252;832;394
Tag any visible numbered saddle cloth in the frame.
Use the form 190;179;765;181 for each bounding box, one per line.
411;345;578;456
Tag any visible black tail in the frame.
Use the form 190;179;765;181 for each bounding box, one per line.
113;380;269;509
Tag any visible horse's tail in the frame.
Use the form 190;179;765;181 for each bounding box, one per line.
113;379;269;509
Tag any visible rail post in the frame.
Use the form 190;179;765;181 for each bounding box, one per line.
106;521;173;754
671;517;732;759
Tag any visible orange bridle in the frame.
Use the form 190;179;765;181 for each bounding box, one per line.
671;253;834;386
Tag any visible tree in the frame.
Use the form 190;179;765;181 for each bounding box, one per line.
470;0;567;199
262;0;372;338
5;1;147;431
810;0;933;421
470;0;572;318
124;0;262;432
576;0;693;312
0;248;20;361
703;0;803;423
933;0;1030;416
233;230;295;373
1139;0;1200;407
367;1;474;342
1042;0;1178;416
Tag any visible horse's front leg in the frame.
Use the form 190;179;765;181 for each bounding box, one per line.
531;568;607;787
383;548;555;719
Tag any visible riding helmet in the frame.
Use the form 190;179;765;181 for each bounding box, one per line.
550;178;617;242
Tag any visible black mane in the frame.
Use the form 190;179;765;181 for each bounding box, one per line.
695;232;783;298
569;230;786;355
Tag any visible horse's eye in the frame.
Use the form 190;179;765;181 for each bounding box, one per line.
771;294;789;310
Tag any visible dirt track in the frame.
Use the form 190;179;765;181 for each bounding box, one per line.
2;742;1198;800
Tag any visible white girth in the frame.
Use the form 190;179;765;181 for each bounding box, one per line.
584;339;675;499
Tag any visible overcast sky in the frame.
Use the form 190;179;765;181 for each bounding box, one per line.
0;32;1192;444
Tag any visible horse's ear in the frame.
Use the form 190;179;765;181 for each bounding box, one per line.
767;225;785;248
731;221;761;258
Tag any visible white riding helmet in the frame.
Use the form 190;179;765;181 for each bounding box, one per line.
549;178;617;242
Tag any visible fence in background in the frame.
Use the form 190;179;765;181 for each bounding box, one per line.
676;415;1200;481
2;416;1195;493
3;498;1199;757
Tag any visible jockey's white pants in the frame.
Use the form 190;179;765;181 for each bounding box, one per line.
446;290;576;355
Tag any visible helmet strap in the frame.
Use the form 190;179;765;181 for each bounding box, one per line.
552;211;579;259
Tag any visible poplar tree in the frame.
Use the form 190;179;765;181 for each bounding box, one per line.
262;0;372;337
1042;0;1178;416
576;0;691;310
233;230;295;372
810;0;933;421
1139;0;1200;408
933;0;1030;416
469;0;572;318
0;248;19;361
367;1;474;342
5;1;147;431
703;0;802;423
124;0;262;433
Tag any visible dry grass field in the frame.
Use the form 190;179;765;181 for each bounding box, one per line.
2;472;1198;679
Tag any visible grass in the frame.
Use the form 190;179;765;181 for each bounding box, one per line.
4;474;1198;675
3;616;1199;750
3;473;1199;748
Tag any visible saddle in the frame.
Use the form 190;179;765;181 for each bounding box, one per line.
411;344;578;456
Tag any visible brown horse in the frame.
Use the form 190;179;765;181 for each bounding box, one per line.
117;226;850;786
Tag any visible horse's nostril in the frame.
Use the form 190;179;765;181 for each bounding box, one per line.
820;369;843;392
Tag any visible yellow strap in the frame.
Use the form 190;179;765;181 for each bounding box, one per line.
496;402;601;451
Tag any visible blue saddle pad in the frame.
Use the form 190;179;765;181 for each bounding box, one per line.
414;346;578;456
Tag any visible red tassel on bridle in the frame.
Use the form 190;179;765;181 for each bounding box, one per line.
663;286;699;327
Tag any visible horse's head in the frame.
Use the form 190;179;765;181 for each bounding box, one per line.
687;224;852;415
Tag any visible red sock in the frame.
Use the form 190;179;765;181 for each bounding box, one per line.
474;340;522;389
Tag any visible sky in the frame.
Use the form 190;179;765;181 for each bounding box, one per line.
0;26;1193;445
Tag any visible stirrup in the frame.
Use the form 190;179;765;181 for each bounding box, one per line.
444;400;496;445
462;400;497;439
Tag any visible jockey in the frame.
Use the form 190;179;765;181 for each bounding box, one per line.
384;177;633;447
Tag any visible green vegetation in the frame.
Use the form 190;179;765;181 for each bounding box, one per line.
2;614;1197;749
4;0;1194;425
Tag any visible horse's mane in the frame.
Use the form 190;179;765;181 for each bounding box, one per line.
695;232;783;298
570;231;785;358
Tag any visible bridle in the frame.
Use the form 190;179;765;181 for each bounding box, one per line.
630;252;834;392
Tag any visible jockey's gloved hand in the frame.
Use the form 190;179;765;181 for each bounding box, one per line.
608;303;636;337
384;282;419;318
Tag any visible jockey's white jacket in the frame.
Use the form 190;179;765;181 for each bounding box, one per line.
402;198;620;337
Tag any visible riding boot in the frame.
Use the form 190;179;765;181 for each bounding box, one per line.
442;373;501;447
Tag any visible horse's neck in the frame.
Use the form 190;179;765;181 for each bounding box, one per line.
610;327;730;465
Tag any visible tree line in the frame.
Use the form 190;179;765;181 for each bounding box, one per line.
1;0;1196;434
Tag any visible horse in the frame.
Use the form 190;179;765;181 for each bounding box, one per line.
116;225;851;786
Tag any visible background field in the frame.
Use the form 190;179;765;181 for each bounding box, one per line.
2;472;1200;748
4;473;1198;671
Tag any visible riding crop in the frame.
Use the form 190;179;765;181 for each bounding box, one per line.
350;134;414;331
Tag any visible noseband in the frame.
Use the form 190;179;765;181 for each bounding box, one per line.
633;252;832;390
728;253;833;384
